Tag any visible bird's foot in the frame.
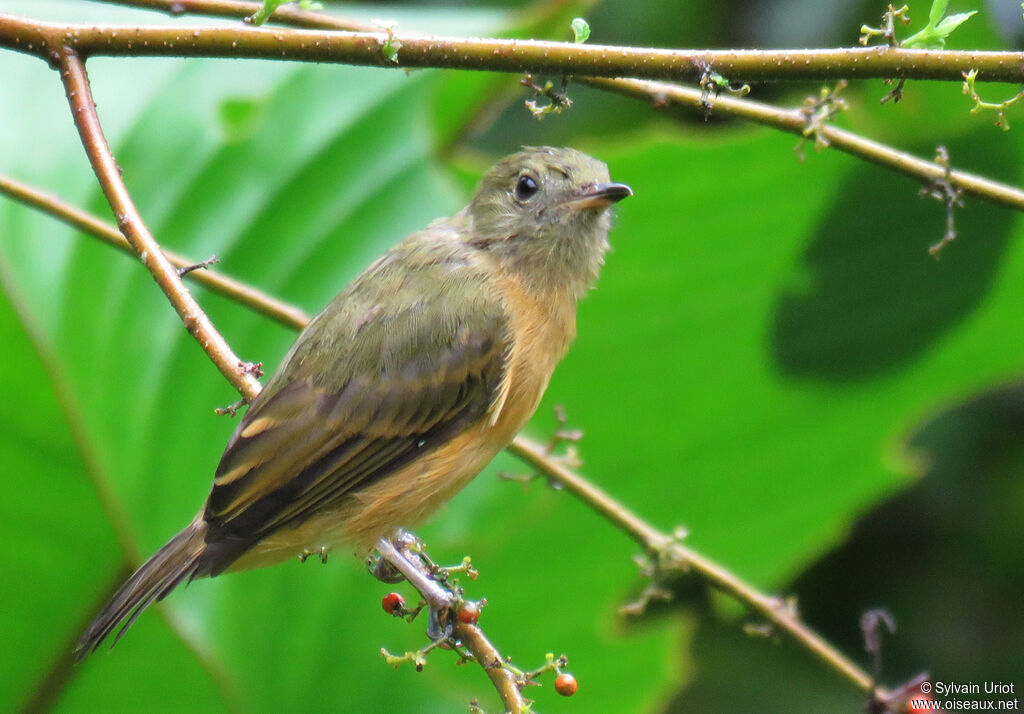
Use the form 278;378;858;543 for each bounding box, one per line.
425;603;454;643
297;546;329;564
372;535;454;610
367;549;406;583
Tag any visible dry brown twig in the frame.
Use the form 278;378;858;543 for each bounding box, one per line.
56;47;263;402
582;76;1024;212
921;146;965;257
506;438;887;705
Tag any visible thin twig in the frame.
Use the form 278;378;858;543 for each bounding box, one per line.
55;47;263;401
920;145;965;257
2;13;1024;83
583;76;1024;212
0;174;309;330
506;437;882;703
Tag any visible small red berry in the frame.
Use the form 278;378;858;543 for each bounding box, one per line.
381;592;405;615
554;673;577;697
456;601;481;624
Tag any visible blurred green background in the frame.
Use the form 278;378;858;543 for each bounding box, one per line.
0;0;1021;712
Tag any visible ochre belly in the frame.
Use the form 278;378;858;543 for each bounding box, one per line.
229;376;546;570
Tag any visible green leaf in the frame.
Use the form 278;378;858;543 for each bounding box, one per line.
903;0;977;49
934;11;978;37
247;0;321;26
247;0;286;26
928;0;950;25
571;17;591;43
372;19;402;63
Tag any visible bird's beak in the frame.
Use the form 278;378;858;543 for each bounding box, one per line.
565;182;633;210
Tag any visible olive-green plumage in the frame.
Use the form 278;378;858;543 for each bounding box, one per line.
77;146;631;656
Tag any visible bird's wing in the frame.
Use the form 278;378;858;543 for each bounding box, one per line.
200;244;510;572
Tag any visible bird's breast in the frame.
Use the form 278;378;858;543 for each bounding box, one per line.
486;271;576;440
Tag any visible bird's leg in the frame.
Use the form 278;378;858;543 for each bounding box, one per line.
367;533;414;583
367;550;406;583
424;604;451;643
373;534;456;642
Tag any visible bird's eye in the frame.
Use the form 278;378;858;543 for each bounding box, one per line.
515;174;539;201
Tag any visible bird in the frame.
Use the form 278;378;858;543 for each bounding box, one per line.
76;146;631;657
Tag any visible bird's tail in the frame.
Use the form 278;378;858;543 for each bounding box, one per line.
76;518;207;659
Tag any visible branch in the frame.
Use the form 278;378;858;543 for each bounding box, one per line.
3;12;1024;83
0;174;309;330
583;76;1024;212
56;47;263;401
452;622;522;713
506;437;884;704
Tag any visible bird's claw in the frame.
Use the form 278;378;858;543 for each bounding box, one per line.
426;604;455;643
367;552;407;583
298;546;329;564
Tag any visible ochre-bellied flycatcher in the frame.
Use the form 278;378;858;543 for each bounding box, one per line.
77;146;631;655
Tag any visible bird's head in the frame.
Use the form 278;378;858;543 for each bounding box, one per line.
464;146;631;298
